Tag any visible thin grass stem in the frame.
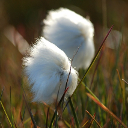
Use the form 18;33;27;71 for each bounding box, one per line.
0;88;12;127
68;97;80;128
0;88;4;101
79;79;100;101
86;110;102;128
21;83;37;128
46;107;50;128
78;25;113;87
0;101;12;127
49;87;69;128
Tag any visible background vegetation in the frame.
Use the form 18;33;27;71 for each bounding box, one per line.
0;0;128;127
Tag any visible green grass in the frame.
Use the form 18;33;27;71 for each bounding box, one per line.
0;1;128;126
0;25;128;128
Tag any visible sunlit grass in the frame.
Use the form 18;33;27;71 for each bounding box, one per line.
0;23;128;128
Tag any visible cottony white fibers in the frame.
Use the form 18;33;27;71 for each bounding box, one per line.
43;8;95;70
23;37;78;104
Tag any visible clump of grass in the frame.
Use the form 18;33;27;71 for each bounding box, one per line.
1;23;128;128
0;3;128;127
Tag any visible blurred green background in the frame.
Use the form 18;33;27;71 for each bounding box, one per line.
0;0;128;127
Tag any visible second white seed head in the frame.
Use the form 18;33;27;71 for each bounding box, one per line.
43;8;95;70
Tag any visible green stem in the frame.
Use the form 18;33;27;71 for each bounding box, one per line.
0;101;12;127
69;97;80;128
79;79;100;102
78;26;113;87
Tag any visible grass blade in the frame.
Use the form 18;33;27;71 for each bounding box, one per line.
87;113;96;128
62;41;83;107
20;106;26;122
10;86;15;128
0;88;4;101
49;87;69;128
116;69;126;115
82;120;89;127
68;97;80;128
64;120;71;128
86;93;127;128
79;79;100;101
0;88;12;127
0;122;3;128
0;101;12;127
22;92;37;128
78;25;113;87
21;85;37;128
90;47;104;88
86;110;102;128
46;107;50;128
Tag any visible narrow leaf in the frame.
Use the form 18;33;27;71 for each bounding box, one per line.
78;25;113;87
86;110;102;128
46;107;50;128
86;93;127;128
49;87;69;128
0;101;12;127
117;69;125;107
21;85;37;128
69;97;80;128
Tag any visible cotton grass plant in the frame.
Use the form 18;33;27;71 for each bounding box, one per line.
43;8;95;70
23;37;78;104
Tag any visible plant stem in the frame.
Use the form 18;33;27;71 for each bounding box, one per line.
69;97;80;128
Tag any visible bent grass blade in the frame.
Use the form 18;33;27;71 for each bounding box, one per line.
86;93;127;128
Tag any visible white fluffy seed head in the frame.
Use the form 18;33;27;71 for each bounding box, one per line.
43;8;95;70
23;37;78;104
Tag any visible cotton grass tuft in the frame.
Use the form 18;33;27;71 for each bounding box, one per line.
23;37;78;104
43;8;95;70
